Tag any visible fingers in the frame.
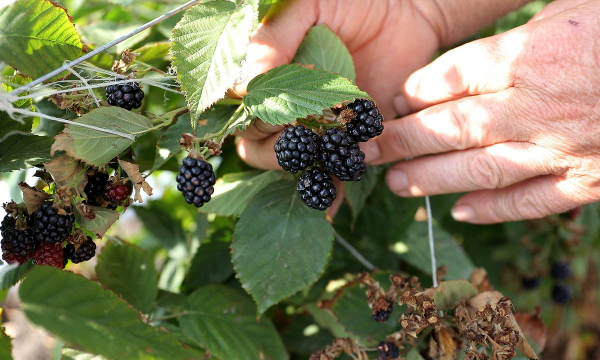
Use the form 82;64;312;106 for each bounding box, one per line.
450;174;592;224
529;0;589;22
236;132;280;170
394;30;524;114
327;178;345;219
385;142;564;196
234;119;284;140
232;0;318;96
364;89;528;164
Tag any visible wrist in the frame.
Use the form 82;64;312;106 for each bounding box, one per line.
412;0;533;47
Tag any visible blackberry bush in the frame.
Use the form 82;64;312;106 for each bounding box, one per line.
345;98;384;142
176;157;216;207
318;128;366;181
106;82;144;110
32;202;74;243
297;167;337;211
274;125;318;174
65;237;96;264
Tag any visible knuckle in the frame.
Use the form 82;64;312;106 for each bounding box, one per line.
467;154;502;189
435;102;470;150
387;123;416;157
511;186;549;220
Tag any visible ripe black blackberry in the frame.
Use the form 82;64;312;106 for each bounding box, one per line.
551;261;571;280
65;237;96;264
32;202;74;243
33;242;65;269
377;341;400;360
318;128;366;181
372;298;394;323
521;277;541;290
551;284;572;305
176;157;216;208
84;171;109;205
1;217;38;264
106;82;144;110
345;98;384;142
274;125;318;174
297;167;336;211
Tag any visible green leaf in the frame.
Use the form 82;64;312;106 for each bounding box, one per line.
182;242;234;291
202;170;289;216
293;24;356;81
134;41;172;63
232;180;334;314
1;81;33;138
0;0;82;79
19;267;202;360
331;273;400;345
152;113;192;171
51;107;152;167
196;104;251;140
0;327;12;360
400;221;475;280
74;206;119;238
243;64;368;125
406;348;426;360
96;242;158;313
133;201;186;249
0;132;53;172
0;261;33;290
345;166;382;219
170;1;257;123
426;279;477;310
180;285;287;360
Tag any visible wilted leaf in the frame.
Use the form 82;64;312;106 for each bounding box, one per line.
18;182;49;214
424;280;477;310
44;155;86;189
118;160;152;203
514;308;547;352
75;205;119;238
433;327;458;360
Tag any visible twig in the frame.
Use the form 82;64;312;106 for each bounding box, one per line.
334;232;377;271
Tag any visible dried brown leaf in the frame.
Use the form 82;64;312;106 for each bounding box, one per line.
18;182;50;214
435;327;458;360
118;160;152;203
45;155;86;189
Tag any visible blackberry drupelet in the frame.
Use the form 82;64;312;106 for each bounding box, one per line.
274;125;318;174
297;167;337;211
102;182;132;204
551;261;571;280
318;128;366;181
372;298;394;323
32;202;74;243
551;284;572;305
377;341;400;360
521;277;541;290
84;171;109;205
345;98;384;142
65;237;96;264
176;157;216;208
1;216;38;264
106;82;144;110
33;242;65;269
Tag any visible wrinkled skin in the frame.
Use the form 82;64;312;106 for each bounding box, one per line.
237;0;600;223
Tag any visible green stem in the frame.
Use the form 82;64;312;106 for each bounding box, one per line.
217;98;243;106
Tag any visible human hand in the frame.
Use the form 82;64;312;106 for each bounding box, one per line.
366;0;600;224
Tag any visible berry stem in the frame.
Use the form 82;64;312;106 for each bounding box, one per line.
217;98;243;106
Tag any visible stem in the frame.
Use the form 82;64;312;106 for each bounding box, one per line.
217;98;243;105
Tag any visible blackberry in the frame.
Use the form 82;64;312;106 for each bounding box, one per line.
84;171;109;205
318;128;366;181
372;298;394;323
551;284;572;305
274;125;318;174
106;82;144;110
32;202;74;243
297;168;337;211
176;157;216;207
33;242;65;269
551;262;572;280
1;224;38;264
0;214;16;236
521;277;541;290
346;98;384;142
65;237;96;264
102;182;132;204
377;342;400;360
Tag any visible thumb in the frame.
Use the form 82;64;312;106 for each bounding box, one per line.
232;0;318;96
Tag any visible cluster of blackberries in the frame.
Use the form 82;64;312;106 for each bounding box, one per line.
106;82;144;110
84;170;132;207
521;261;573;305
1;203;96;268
176;157;216;208
274;99;384;211
377;341;400;360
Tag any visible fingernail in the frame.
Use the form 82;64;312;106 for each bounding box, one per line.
452;205;476;222
361;141;380;163
387;169;409;193
393;95;410;117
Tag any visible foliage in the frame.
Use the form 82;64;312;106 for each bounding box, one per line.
0;1;598;360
